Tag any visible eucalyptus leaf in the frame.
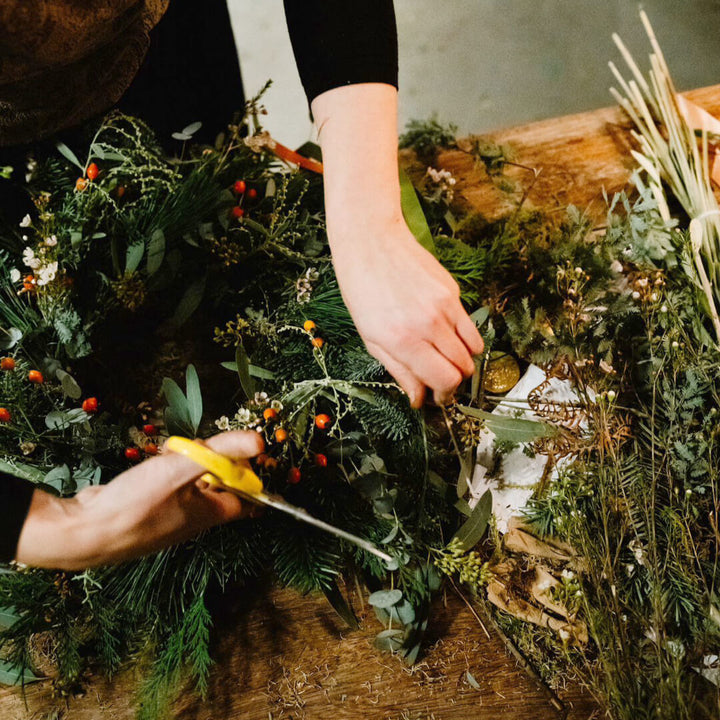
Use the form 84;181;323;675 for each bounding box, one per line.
452;489;492;551
182;121;203;136
125;241;145;273
368;589;403;608
470;306;490;327
45;408;89;430
234;343;255;401
0;459;44;484
0;659;40;686
56;141;83;170
456;404;555;443
43;464;71;493
0;607;18;628
185;364;203;433
146;229;166;275
0;327;21;350
56;369;82;400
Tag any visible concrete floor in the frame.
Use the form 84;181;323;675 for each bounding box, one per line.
228;1;720;148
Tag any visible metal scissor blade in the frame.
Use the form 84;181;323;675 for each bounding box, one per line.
257;492;393;563
216;483;393;564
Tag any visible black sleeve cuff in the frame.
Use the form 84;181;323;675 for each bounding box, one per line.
283;0;399;105
0;474;35;563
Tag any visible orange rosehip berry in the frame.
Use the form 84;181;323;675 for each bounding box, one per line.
86;163;99;181
0;408;10;423
28;370;44;384
0;357;15;371
231;206;245;219
144;443;159;456
248;188;258;199
303;320;316;332
255;453;269;467
124;447;141;462
264;457;279;471
82;397;99;413
287;467;301;484
233;180;246;195
312;337;324;349
143;424;157;436
263;408;278;422
75;177;87;192
117;185;126;198
315;413;331;430
314;453;328;468
274;428;288;443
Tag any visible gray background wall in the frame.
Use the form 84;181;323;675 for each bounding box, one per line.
228;1;720;148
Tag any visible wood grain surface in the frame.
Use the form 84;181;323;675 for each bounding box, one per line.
4;84;720;720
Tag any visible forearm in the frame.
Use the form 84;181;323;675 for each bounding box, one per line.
15;489;97;570
311;83;403;240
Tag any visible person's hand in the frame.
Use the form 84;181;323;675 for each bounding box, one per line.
15;431;264;571
311;83;483;407
330;213;483;407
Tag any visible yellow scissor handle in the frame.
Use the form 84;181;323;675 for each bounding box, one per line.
165;436;264;497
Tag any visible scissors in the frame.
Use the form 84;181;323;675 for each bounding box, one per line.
166;436;393;564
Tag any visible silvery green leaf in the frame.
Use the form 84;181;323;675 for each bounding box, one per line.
182;121;203;136
368;589;403;608
185;364;203;433
56;369;82;399
43;464;71;492
146;228;165;275
45;409;88;430
0;659;40;686
0;327;21;350
56;141;83;170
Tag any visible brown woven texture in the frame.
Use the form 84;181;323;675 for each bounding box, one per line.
0;0;168;146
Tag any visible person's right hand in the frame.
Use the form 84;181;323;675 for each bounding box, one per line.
15;431;264;571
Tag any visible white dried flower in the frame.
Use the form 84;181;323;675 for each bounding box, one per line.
610;260;624;273
22;247;41;270
35;261;58;286
9;269;21;283
215;416;231;431
632;291;640;300
44;235;57;247
19;214;31;228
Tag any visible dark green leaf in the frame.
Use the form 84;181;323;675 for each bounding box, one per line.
322;581;359;629
167;274;206;328
452;489;492;551
235;343;255;401
399;166;435;253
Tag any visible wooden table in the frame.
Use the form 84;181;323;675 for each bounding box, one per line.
3;84;719;720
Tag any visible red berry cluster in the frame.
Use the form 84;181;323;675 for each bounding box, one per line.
229;178;260;221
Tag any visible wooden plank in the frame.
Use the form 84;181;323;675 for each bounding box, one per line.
0;585;596;719
427;84;720;224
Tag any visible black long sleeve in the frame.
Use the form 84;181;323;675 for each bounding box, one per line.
0;474;34;563
283;0;399;105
